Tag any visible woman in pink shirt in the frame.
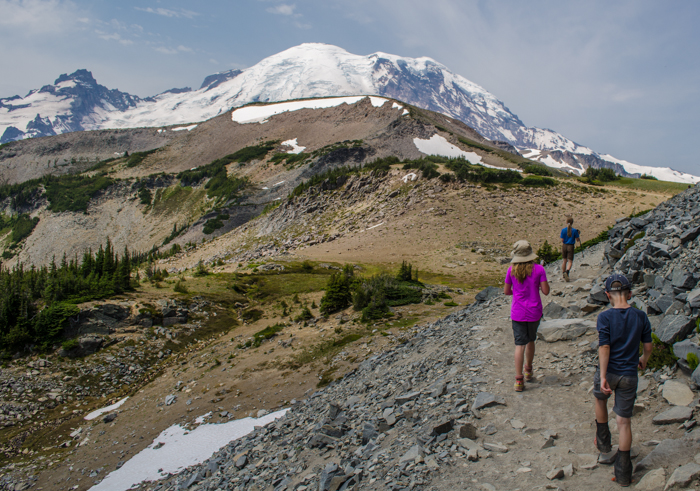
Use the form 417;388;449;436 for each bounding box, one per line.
504;240;550;392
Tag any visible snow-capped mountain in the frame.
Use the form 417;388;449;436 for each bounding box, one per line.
1;44;697;183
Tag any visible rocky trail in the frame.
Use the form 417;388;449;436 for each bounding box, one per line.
110;185;700;491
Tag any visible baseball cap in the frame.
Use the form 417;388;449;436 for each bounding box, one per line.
605;274;631;292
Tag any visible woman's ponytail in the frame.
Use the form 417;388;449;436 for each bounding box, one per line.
566;216;574;238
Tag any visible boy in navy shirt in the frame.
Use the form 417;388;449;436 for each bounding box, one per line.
593;274;653;486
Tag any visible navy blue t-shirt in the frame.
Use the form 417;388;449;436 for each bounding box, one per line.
597;307;652;376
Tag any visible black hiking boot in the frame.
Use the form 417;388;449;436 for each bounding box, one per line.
595;421;612;453
614;450;632;486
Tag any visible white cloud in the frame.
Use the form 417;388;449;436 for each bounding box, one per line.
209;58;219;65
135;7;199;19
0;0;79;34
95;30;134;46
266;3;296;16
153;45;194;55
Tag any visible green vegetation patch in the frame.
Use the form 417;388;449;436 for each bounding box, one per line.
403;160;441;179
445;157;524;185
522;164;554;176
126;149;159;168
203;213;230;234
177;151;253;202
243;323;284;348
605;177;689;195
10;214;39;244
44;174;114;213
643;333;678;370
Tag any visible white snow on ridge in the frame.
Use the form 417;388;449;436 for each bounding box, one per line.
281;138;306;154
84;397;129;421
598;154;700;184
91;409;288;491
231;96;392;124
413;134;521;171
171;124;198;132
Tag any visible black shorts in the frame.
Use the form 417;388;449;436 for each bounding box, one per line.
512;319;540;345
593;369;638;418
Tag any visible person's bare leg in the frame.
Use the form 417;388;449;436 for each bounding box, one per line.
525;341;535;368
514;345;526;377
595;398;608;423
617;416;632;451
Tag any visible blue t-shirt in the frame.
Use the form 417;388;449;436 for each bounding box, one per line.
560;227;579;245
597;307;652;376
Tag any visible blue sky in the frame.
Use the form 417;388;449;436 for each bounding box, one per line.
1;0;699;174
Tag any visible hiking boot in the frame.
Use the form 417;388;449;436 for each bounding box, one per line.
524;365;533;382
614;450;632;486
595;421;612;453
564;270;570;282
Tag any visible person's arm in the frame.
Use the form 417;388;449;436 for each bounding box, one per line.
540;281;550;295
598;345;613;395
504;268;513;296
639;343;653;370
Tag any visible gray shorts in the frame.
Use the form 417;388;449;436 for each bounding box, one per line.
512;320;540;346
593;369;638;418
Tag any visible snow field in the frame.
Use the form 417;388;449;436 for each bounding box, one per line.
281;138;306;154
412;135;521;172
231;96;397;124
90;409;288;491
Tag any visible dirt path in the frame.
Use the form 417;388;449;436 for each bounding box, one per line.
434;247;687;490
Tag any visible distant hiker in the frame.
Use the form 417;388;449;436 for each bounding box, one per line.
560;216;581;282
593;274;652;486
504;240;550;392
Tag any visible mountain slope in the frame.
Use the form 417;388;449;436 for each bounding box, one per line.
2;44;697;183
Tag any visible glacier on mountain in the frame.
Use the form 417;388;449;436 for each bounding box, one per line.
1;44;697;183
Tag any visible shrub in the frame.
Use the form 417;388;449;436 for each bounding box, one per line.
522;164;553;176
203;213;229;234
688;352;699;371
301;260;313;271
444;301;458;307
294;306;314;322
583;167;620;182
521;176;557;187
320;265;355;315
61;338;79;351
194;260;209;277
640;174;658;180
445;158;522;184
537;240;560;264
174;281;188;294
246;323;284;348
138;187;152;205
402;160;441;179
643;333;678;371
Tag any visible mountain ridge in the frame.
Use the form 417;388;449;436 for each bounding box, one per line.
1;43;697;183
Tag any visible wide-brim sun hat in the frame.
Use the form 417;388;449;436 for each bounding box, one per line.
510;240;538;263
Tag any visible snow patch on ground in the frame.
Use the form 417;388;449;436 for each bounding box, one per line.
522;149;541;159
538;155;579;173
91;409;288;491
365;222;384;231
402;173;417;183
84;397;129;421
413;134;520;171
171;124;198;132
281;138;306;154
231;96;392;124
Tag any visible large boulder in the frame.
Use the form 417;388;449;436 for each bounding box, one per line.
475;286;501;303
656;315;695;344
687;289;700;309
672;271;696;290
635;437;700;473
58;335;103;358
537;319;596;343
588;284;609;304
680;225;700;244
542;302;572;320
673;339;700;363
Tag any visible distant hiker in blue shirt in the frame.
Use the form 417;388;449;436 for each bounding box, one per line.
560;216;581;282
593;274;652;487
